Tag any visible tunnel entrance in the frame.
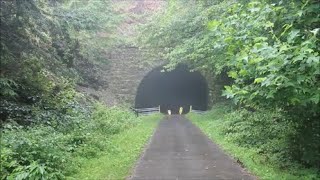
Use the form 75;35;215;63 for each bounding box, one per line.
135;65;208;114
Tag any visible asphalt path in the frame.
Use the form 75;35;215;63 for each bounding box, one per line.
129;115;256;180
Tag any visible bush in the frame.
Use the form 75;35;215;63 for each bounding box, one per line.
190;103;320;178
0;103;139;179
205;104;319;170
90;103;138;135
221;108;296;167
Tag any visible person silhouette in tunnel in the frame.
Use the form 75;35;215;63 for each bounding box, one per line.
179;107;183;115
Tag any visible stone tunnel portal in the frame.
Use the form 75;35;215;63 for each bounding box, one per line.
135;65;208;114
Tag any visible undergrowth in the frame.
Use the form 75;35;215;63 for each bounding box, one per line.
189;103;320;180
0;103;155;179
67;114;161;180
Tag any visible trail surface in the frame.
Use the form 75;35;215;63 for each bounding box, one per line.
129;115;256;180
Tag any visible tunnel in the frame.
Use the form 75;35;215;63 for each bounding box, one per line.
135;65;208;114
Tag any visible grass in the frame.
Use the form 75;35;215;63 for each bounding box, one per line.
188;106;319;180
67;113;162;180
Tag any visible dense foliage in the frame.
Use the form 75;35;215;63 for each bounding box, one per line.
139;0;319;170
0;0;120;125
1;104;140;179
190;104;319;179
70;114;161;180
1;0;319;179
0;1;132;179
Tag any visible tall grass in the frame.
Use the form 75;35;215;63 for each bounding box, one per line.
68;114;161;180
188;104;319;180
1;103;161;179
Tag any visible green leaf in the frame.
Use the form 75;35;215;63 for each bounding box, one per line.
264;21;274;28
254;77;266;84
222;86;235;99
306;56;319;65
290;97;301;105
310;94;319;104
228;71;238;79
39;165;45;175
207;20;220;30
310;28;319;36
239;69;248;76
266;91;275;99
287;29;300;43
254;37;268;42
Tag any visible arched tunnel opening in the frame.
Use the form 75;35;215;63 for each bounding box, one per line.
135;65;208;114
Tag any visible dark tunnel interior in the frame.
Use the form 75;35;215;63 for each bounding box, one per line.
135;65;208;114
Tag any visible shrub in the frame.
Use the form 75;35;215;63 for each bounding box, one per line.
206;104;319;169
0;103;139;179
221;108;296;167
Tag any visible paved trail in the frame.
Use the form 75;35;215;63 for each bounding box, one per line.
129;115;256;180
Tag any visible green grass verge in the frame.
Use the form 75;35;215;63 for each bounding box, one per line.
67;114;162;180
188;106;319;180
